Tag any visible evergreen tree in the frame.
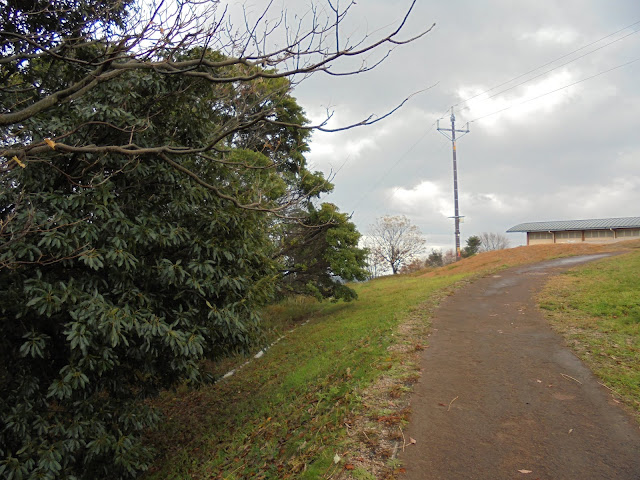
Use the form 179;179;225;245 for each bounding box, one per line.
462;235;482;258
0;1;425;476
0;53;365;480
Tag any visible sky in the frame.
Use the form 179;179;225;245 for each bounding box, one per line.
230;0;640;252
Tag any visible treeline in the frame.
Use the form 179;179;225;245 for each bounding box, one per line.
364;216;511;276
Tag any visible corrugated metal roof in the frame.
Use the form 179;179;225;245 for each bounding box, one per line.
507;217;640;233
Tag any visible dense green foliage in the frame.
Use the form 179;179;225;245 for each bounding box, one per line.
0;3;368;478
279;203;368;301
426;249;444;267
461;235;481;258
0;71;280;478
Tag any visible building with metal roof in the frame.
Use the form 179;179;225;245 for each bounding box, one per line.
507;217;640;245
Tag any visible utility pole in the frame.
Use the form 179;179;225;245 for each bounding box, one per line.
437;107;469;261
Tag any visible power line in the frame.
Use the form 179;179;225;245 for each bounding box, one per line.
452;19;640;114
344;20;640;220
349;123;437;210
467;55;640;124
379;138;449;205
331;153;352;178
458;28;640;115
322;84;441;184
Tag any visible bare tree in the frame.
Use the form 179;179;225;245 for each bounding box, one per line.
361;237;385;278
368;215;426;274
399;258;427;274
442;248;457;266
479;232;511;252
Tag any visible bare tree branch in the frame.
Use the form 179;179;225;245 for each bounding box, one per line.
1;0;435;218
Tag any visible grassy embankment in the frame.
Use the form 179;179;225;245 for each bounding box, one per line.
538;242;640;421
147;272;464;480
145;241;637;479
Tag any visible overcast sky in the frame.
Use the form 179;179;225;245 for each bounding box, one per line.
232;0;640;251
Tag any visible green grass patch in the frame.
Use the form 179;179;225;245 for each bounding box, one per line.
146;273;467;479
538;251;640;420
144;244;637;479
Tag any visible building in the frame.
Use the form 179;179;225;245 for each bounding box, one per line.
507;217;640;245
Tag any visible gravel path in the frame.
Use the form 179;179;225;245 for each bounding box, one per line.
400;255;640;480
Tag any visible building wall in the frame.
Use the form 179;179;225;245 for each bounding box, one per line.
616;228;640;239
554;231;582;244
528;232;553;245
583;229;615;243
527;228;640;245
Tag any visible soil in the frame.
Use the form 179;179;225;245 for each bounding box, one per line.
399;254;640;480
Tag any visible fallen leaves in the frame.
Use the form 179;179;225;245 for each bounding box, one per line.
399;426;417;452
518;469;533;474
377;414;404;425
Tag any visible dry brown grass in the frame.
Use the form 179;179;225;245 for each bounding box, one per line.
418;240;640;278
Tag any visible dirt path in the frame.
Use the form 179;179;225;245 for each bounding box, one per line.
399;254;640;480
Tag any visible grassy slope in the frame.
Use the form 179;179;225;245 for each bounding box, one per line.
147;273;465;479
538;244;640;420
145;241;639;479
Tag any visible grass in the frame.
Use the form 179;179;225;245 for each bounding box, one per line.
146;273;466;479
145;240;639;479
538;245;640;420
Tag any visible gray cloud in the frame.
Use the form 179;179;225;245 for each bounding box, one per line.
234;0;640;250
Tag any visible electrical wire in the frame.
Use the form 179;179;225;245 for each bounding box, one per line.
349;123;439;211
468;55;640;124
342;20;640;216
331;153;352;178
383;138;449;204
452;19;640;114
457;28;640;117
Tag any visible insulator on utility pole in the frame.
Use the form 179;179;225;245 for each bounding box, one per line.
437;107;470;261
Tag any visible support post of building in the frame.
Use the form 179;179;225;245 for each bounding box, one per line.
437;107;470;261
